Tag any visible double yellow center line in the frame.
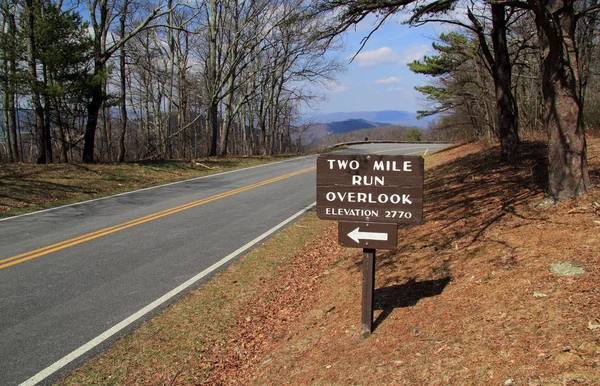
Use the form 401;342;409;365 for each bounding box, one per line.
0;166;316;271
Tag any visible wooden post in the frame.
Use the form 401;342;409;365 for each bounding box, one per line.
361;248;376;338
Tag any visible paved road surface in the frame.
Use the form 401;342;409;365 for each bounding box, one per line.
0;143;447;385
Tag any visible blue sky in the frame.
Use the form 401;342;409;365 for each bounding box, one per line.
310;13;451;115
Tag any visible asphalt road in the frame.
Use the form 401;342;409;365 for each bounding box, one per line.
0;143;447;385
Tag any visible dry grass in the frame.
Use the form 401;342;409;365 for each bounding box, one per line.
0;157;288;218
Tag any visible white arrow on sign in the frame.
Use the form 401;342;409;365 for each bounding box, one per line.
347;227;389;243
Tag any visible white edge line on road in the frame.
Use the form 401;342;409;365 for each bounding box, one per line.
1;155;314;223
20;202;316;386
407;149;428;155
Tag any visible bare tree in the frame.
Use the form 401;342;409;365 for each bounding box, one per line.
0;0;20;162
82;0;170;163
24;0;50;163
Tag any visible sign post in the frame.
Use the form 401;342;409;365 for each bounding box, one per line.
361;248;376;337
316;154;424;337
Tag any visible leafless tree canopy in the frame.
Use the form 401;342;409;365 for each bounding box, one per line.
0;0;342;163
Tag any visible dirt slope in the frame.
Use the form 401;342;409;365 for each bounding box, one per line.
214;140;600;385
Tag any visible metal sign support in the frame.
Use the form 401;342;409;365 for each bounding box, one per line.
361;248;376;338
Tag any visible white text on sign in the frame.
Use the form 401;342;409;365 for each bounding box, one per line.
327;159;414;187
316;154;424;224
324;192;412;205
326;159;413;172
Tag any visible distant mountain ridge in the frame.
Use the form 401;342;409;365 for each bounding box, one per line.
299;118;390;145
297;110;436;147
300;118;419;150
306;110;435;129
322;119;390;134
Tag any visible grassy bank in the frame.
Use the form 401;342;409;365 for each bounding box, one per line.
0;157;289;218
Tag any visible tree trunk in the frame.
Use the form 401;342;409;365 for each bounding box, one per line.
1;1;19;162
25;0;47;164
543;55;590;199
532;0;591;200
1;97;12;161
247;102;256;154
42;65;53;163
470;5;520;157
208;101;219;157
491;4;520;160
219;75;236;156
2;64;14;161
84;63;106;163
258;96;267;155
56;102;69;162
178;32;189;159
207;0;219;157
240;103;248;155
8;91;18;162
117;0;129;163
83;79;103;163
118;50;127;163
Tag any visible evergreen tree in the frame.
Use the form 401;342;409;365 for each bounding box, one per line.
408;32;470;119
405;128;422;142
34;3;93;162
19;1;92;163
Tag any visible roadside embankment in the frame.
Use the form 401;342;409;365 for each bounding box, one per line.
60;138;600;385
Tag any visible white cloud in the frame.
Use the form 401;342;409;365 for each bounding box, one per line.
451;5;472;25
354;45;431;67
332;85;350;93
354;47;401;67
400;45;431;64
394;10;412;24
375;76;402;84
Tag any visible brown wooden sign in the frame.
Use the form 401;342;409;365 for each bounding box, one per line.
316;154;424;224
338;221;398;249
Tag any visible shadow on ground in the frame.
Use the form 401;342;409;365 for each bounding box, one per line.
346;141;555;330
373;277;451;331
348;141;551;272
